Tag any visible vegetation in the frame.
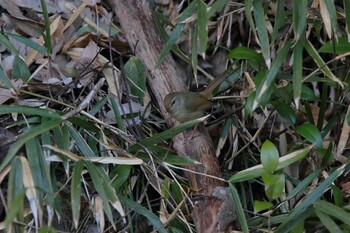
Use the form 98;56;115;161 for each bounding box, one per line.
0;0;350;232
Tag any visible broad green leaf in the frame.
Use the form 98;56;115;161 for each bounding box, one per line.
286;169;320;199
197;0;208;56
136;152;196;165
124;57;146;104
244;0;257;50
153;11;190;64
331;185;344;208
296;123;323;149
305;39;343;88
12;55;31;82
156;23;185;67
71;160;84;228
275;164;346;233
293;32;304;109
155;1;197;67
67;123;96;157
192;24;199;76
0;118;62;173
119;195;168;233
253;0;271;68
40;0;52;54
261;140;279;172
274;102;297;124
130;116;207;153
0;65;14;89
0;33;20;56
229;183;249;233
84;161;117;229
227;46;264;70
262;172;285;200
53;124;70;150
318;36;350;54
6;32;48;55
254;41;292;109
345;0;350;41
314;200;350;225
26;137;53;206
207;0;230;18
254;200;273;213
0;105;59;118
4;188;26;227
229;145;311;183
271;0;287;44
6;157;25;229
110;165;132;191
315;209;342;233
293;0;307;41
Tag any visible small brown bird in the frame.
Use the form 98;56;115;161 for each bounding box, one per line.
164;75;227;122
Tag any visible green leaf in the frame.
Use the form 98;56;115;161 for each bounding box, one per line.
0;118;62;173
118;195;168;233
130;116;206;153
315;209;342;233
271;0;288;44
229;183;249;233
26;137;53;205
227;46;264;70
345;0;350;40
286;169;320;199
4;188;26;227
110;165;132;191
40;0;52;54
84;161;117;229
293;31;305;108
229;145;311;183
0;65;14;89
53;124;70;150
274;102;297;124
153;11;190;64
261;140;279;172
71;160;84;228
6;157;25;229
207;0;230;18
124;57;146;104
0;105;60;118
244;0;257;44
305;39;343;88
262;172;285;200
0;33;20;56
155;1;197;67
67;123;96;157
6;32;48;55
253;0;270;68
254;41;292;109
191;25;199;76
254;200;273;212
275;164;346;233
12;55;31;82
314;200;350;225
293;0;307;41
136;151;196;165
197;0;208;56
296;123;323;149
318;36;350;54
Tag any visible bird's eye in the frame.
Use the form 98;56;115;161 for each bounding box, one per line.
171;98;176;106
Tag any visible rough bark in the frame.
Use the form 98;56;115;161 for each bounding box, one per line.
105;1;233;232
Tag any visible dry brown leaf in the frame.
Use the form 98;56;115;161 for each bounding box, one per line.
0;0;23;17
319;0;333;39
